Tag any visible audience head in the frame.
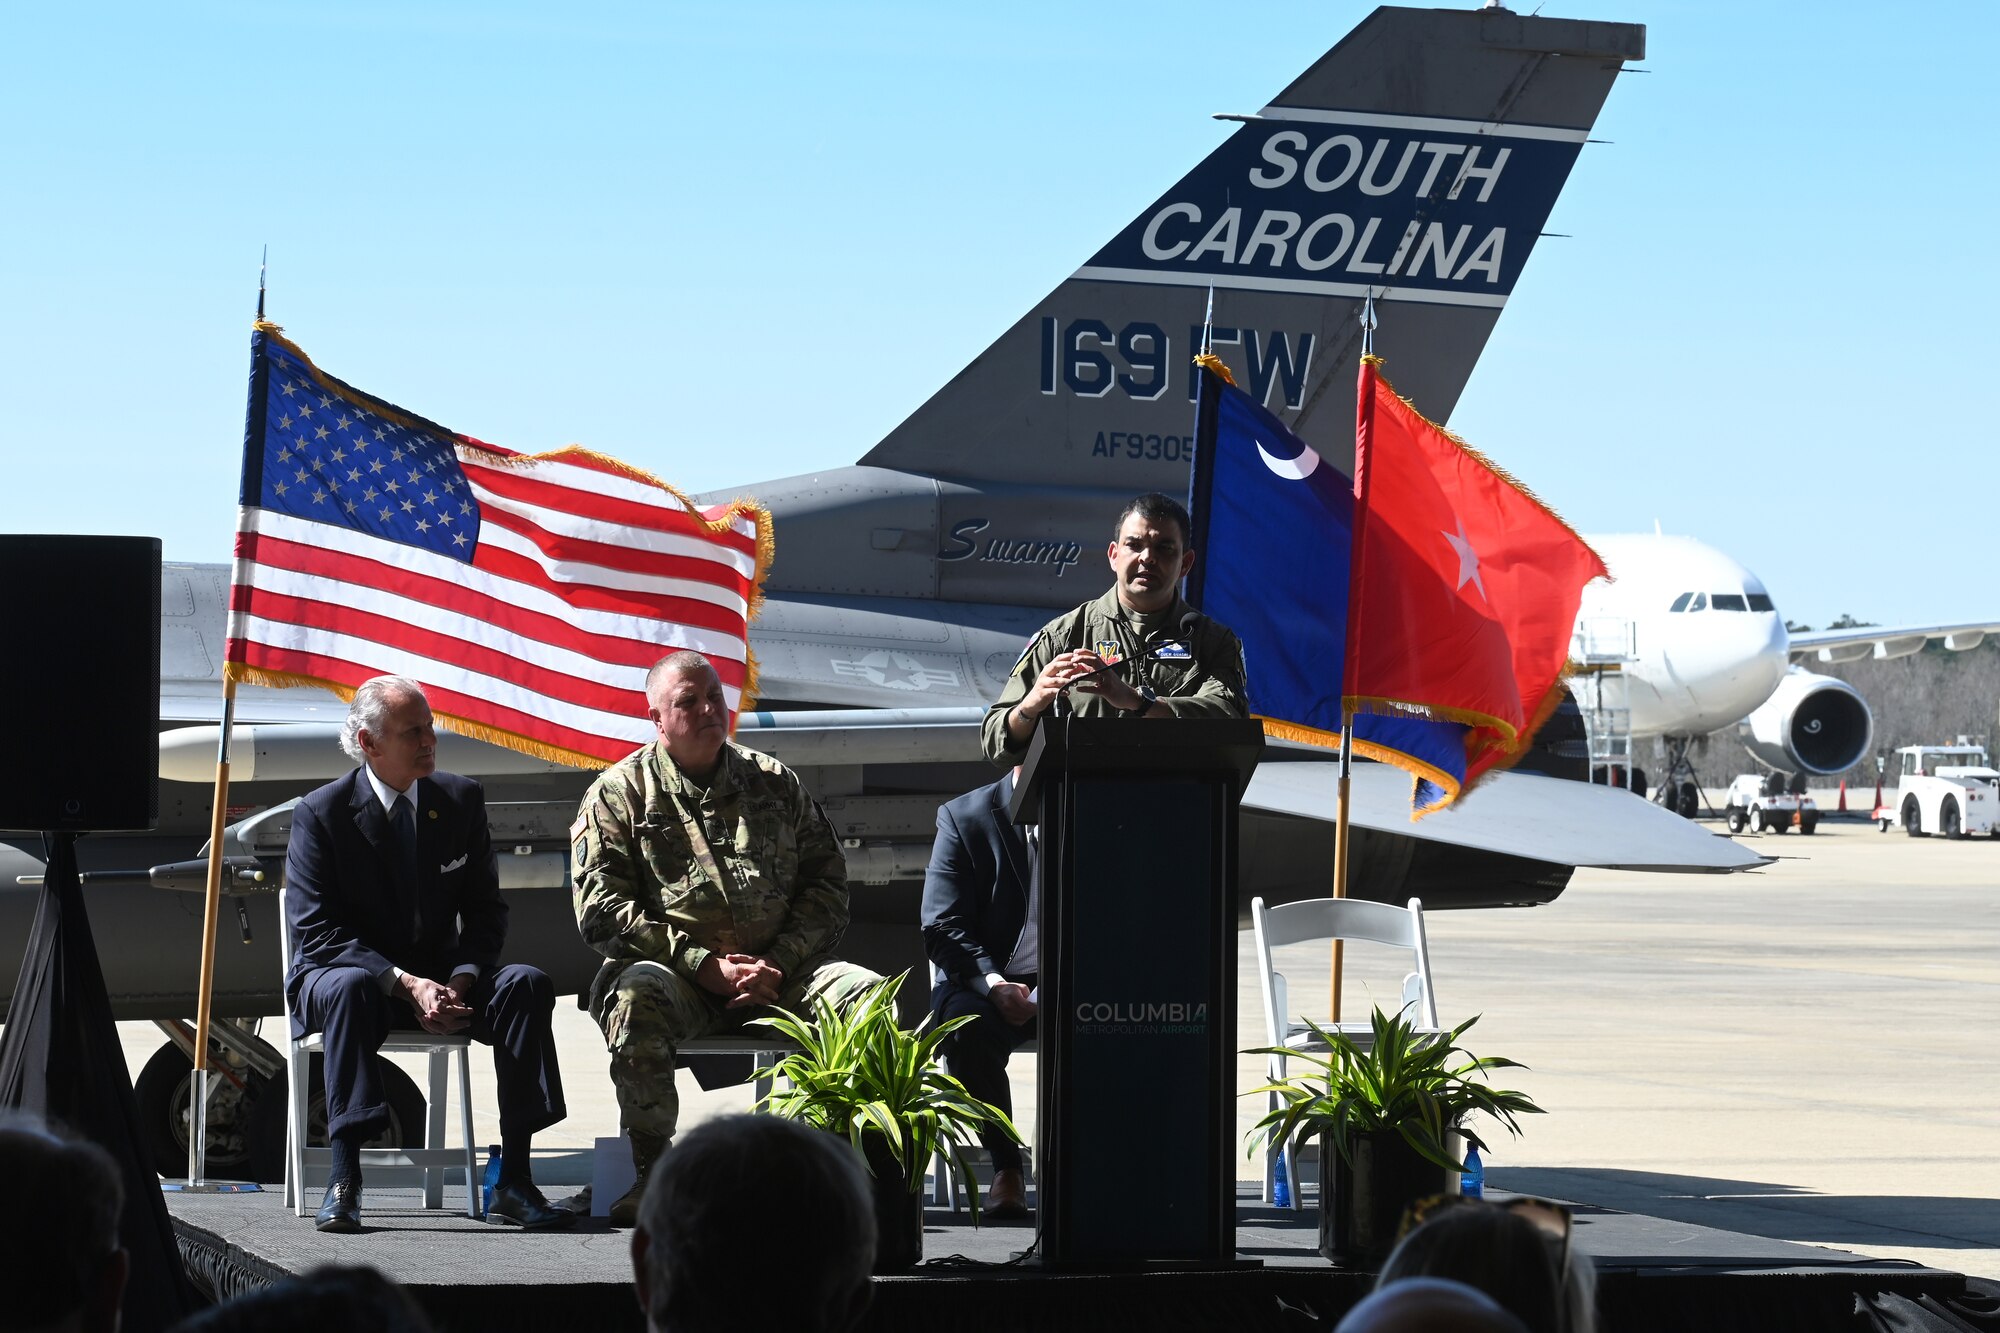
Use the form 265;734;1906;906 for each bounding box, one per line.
632;1114;875;1333
167;1265;431;1333
0;1112;128;1333
1336;1277;1532;1333
1377;1196;1594;1333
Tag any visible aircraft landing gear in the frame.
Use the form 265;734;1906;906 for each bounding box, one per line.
1656;738;1708;819
133;1021;426;1183
134;1039;288;1183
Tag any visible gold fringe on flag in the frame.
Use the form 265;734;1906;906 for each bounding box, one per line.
220;663;617;769
1254;715;1340;749
1463;666;1581;776
476;442;776;623
1344;693;1520;746
1364;356;1602;563
1251;714;1464;821
255;320;461;441
1192;351;1238;387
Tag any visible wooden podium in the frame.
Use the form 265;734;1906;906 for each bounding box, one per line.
1011;715;1264;1267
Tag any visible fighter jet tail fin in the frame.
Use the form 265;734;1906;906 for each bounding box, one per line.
858;6;1643;489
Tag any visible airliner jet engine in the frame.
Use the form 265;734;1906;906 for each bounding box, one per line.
1736;666;1873;774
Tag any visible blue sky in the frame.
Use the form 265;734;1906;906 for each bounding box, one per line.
4;1;1995;628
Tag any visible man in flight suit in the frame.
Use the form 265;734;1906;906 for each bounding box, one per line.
957;493;1249;1211
981;491;1249;766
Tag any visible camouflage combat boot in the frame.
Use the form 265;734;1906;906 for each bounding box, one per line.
608;1130;667;1228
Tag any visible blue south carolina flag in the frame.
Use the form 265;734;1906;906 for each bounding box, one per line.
1186;365;1469;813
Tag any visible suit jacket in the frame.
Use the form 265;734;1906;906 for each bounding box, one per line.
283;766;505;1036
920;776;1033;985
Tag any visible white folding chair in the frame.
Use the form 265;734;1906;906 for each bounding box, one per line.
279;887;481;1218
676;1034;792;1106
1250;894;1442;1209
567;981;796;1208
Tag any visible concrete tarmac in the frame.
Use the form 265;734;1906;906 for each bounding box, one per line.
119;814;1999;1277
1378;816;2000;1280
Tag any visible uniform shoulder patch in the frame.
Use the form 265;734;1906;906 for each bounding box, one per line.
742;745;787;778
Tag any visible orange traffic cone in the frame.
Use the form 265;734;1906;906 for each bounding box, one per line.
1837;780;1847;813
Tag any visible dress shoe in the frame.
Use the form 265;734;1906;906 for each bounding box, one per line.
315;1179;363;1233
985;1167;1028;1220
608;1175;648;1228
485;1180;577;1230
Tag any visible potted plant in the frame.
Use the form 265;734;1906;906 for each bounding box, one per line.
751;971;1021;1272
1247;1006;1544;1262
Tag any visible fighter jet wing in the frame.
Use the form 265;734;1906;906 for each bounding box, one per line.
1788;621;2000;664
1246;761;1763;873
743;709;1761;872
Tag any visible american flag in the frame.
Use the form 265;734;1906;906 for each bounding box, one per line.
225;322;770;767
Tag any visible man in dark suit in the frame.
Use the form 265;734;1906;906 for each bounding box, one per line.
919;772;1036;1217
284;675;570;1232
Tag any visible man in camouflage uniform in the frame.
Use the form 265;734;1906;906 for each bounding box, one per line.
573;650;880;1226
981;492;1250;766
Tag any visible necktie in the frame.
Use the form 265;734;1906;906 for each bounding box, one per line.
1013;824;1041;978
391;793;417;859
390;794;420;932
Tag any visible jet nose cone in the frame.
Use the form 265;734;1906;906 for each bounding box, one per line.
1665;610;1790;734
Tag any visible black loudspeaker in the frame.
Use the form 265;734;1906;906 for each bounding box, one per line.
0;535;162;831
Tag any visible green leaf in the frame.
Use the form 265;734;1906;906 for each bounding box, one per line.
1239;1005;1545;1162
740;970;1018;1221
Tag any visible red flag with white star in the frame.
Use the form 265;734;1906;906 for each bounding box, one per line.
1345;357;1606;772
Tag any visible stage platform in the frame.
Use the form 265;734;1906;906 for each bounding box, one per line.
163;1158;1996;1333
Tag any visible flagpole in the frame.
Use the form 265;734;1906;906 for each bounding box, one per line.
1331;292;1380;1024
185;256;267;1187
187;681;236;1186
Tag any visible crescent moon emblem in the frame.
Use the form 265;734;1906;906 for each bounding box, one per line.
1256;438;1322;481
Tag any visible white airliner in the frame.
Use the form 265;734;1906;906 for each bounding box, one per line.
1568;532;2000;814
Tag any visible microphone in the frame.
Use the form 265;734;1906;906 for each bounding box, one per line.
1062;616;1198;696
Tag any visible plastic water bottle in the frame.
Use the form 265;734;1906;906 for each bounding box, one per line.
1273;1150;1292;1208
1460;1142;1484;1199
482;1144;503;1214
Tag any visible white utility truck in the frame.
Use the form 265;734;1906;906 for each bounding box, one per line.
1874;742;2000;838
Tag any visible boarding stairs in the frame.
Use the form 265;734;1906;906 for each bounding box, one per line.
1571;616;1640;791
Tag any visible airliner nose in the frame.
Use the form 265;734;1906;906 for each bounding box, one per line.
1661;605;1789;734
